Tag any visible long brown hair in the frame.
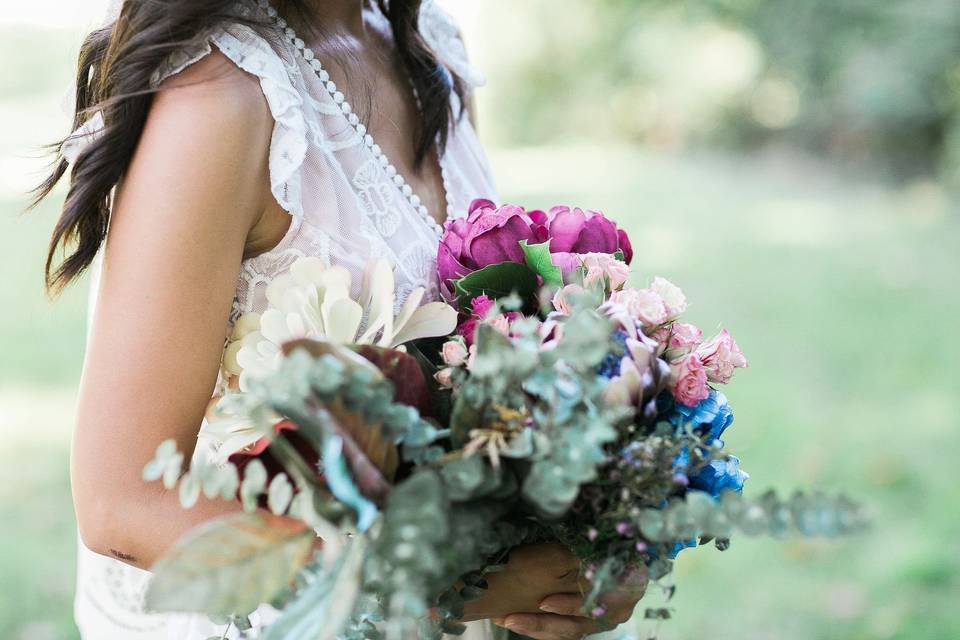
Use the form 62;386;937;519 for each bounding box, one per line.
32;0;465;294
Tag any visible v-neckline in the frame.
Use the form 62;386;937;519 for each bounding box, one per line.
261;0;452;236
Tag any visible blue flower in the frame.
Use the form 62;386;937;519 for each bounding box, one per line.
672;446;690;473
597;329;630;379
668;390;734;444
668;538;698;559
689;456;748;499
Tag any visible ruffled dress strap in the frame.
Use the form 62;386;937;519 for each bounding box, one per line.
64;23;309;221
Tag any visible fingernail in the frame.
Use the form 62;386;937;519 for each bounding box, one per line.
539;604;561;614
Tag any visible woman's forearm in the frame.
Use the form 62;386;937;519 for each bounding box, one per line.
74;463;243;570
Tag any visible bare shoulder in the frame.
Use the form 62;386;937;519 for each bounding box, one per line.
150;49;273;137
119;49;275;235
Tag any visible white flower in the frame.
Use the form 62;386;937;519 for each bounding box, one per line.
650;277;687;317
203;256;458;459
233;256;457;391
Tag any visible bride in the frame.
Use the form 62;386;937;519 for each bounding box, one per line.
36;1;645;638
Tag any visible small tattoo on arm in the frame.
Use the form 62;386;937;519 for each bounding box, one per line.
109;548;137;562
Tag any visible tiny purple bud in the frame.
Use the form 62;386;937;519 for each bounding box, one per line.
591;606;607;619
587;528;598;541
672;473;689;487
616;522;630;536
635;541;648;553
585;569;595;580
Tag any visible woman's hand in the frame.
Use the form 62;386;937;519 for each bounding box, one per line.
461;543;647;640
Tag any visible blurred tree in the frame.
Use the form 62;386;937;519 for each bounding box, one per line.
478;0;960;182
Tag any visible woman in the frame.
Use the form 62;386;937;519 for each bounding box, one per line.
36;1;646;638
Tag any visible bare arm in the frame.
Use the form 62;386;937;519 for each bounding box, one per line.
71;52;283;569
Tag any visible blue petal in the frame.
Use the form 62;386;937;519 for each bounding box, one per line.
322;436;379;531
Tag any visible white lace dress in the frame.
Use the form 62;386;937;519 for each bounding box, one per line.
68;2;498;638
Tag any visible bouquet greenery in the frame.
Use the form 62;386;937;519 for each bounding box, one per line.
144;200;867;639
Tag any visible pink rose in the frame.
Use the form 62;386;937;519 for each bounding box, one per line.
670;323;702;352
441;339;468;367
651;277;687;317
471;294;496;319
608;287;669;327
456;318;479;346
670;354;711;407
696;329;747;384
552;284;585;316
434;367;455;388
581;253;630;290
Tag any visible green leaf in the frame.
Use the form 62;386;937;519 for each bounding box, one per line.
452;262;538;308
613;249;625;262
264;534;367;640
519;240;563;287
440;456;488;501
145;512;314;617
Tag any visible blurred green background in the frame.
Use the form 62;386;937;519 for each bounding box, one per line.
2;1;958;639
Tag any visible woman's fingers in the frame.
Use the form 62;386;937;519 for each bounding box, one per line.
537;568;648;624
496;612;612;640
538;593;589;617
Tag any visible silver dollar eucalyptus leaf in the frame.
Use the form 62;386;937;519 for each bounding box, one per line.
145;512;314;617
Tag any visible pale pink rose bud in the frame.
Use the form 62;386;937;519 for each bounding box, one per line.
552;284;585;315
609;288;669;327
583;264;606;288
441;339;469;367
696;329;748;384
670;323;702;351
434;367;455;388
581;253;630;290
651;277;687;317
604;259;630;290
670;353;711;407
467;344;479;369
489;314;511;336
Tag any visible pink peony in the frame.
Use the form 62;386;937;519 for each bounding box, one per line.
670;354;711;407
608;287;669;327
437;199;537;298
696;329;748;384
528;206;633;264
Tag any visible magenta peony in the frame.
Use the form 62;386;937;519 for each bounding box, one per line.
437;199;538;297
529;205;633;266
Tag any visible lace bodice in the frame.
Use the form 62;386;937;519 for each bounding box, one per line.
71;2;497;638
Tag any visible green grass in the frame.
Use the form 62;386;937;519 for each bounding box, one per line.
3;23;959;640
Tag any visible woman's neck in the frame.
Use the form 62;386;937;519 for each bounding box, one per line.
299;0;367;36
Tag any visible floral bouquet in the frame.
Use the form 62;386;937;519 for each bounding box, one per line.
144;200;866;640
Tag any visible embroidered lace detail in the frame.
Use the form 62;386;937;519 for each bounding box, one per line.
353;159;403;238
